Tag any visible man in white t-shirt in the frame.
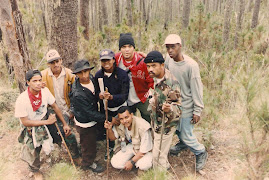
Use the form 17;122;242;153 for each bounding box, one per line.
15;69;71;173
104;106;153;171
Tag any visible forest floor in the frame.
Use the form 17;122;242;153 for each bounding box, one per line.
0;106;249;180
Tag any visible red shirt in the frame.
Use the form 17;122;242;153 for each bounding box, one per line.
115;52;154;103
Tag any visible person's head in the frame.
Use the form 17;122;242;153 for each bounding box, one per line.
73;59;94;84
119;33;135;60
164;34;182;61
117;106;133;129
46;49;63;74
144;51;165;79
99;49;116;73
26;69;42;93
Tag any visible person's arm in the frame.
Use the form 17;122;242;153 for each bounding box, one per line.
20;114;57;127
124;151;145;171
104;121;117;141
51;102;71;136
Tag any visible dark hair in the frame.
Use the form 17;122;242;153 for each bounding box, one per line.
117;106;132;115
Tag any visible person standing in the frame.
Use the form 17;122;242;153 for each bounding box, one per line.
144;51;182;169
41;49;79;159
69;59;116;172
115;33;154;123
15;69;71;173
164;34;208;171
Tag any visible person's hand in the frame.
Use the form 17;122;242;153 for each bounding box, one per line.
47;114;57;125
191;114;200;124
99;92;104;100
124;160;133;171
111;117;120;126
103;91;112;100
104;121;113;129
162;103;171;113
63;125;71;136
41;81;46;88
137;51;147;58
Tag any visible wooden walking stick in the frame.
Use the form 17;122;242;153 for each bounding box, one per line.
104;87;109;179
54;123;76;170
157;111;165;164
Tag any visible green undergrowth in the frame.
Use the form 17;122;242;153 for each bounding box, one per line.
46;162;82;180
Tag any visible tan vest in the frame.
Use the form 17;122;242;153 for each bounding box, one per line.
115;116;151;153
41;67;75;108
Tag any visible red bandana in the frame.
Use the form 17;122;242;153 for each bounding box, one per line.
28;87;42;111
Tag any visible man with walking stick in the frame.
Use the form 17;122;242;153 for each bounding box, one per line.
144;51;182;170
15;69;71;178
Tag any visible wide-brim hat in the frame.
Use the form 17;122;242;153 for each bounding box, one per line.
73;59;94;74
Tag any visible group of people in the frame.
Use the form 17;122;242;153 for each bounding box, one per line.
15;33;208;175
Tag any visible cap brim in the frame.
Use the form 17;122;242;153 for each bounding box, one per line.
100;56;114;60
47;57;61;63
73;66;94;74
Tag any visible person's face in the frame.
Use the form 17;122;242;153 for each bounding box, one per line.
48;59;62;74
146;62;165;78
165;44;181;60
27;75;42;92
120;44;135;60
101;58;115;72
118;110;133;129
76;69;91;84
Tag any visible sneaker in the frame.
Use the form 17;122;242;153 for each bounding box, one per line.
169;142;188;156
82;162;104;173
196;151;208;171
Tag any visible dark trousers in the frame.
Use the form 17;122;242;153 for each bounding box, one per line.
76;125;97;167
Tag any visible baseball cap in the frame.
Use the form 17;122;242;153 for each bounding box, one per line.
46;49;61;63
164;34;182;45
99;49;115;60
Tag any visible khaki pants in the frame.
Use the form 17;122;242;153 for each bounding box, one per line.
152;127;176;169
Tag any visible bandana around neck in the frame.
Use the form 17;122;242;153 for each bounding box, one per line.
28;87;42;111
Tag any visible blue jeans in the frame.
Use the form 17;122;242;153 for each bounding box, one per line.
176;116;205;155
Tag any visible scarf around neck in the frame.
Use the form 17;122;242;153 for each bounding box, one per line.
28;87;42;111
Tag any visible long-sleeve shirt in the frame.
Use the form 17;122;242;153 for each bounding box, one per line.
165;54;204;118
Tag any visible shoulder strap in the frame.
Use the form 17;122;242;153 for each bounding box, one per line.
136;57;144;66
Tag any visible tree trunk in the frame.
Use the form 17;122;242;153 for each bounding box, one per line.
101;0;108;27
80;0;89;40
182;0;191;28
223;0;233;44
251;0;261;28
247;0;254;11
234;0;245;49
44;0;78;69
126;0;133;26
114;0;120;24
164;0;170;29
0;0;32;92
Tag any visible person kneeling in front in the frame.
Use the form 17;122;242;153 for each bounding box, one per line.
104;106;152;171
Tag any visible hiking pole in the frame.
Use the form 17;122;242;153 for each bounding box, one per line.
54;123;77;170
104;87;109;179
157;111;165;164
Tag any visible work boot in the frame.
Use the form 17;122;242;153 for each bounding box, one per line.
196;151;208;171
169;142;188;156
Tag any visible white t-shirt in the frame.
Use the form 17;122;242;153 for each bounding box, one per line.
15;87;55;121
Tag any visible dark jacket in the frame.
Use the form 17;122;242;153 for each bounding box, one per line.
69;75;112;123
95;66;129;110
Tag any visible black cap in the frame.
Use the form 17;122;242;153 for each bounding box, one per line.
25;69;42;86
73;59;94;74
144;51;165;64
99;49;115;60
119;33;135;50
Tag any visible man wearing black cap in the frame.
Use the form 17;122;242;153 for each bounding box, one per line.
95;49;129;159
69;59;117;172
15;69;71;174
115;33;154;123
144;51;182;169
